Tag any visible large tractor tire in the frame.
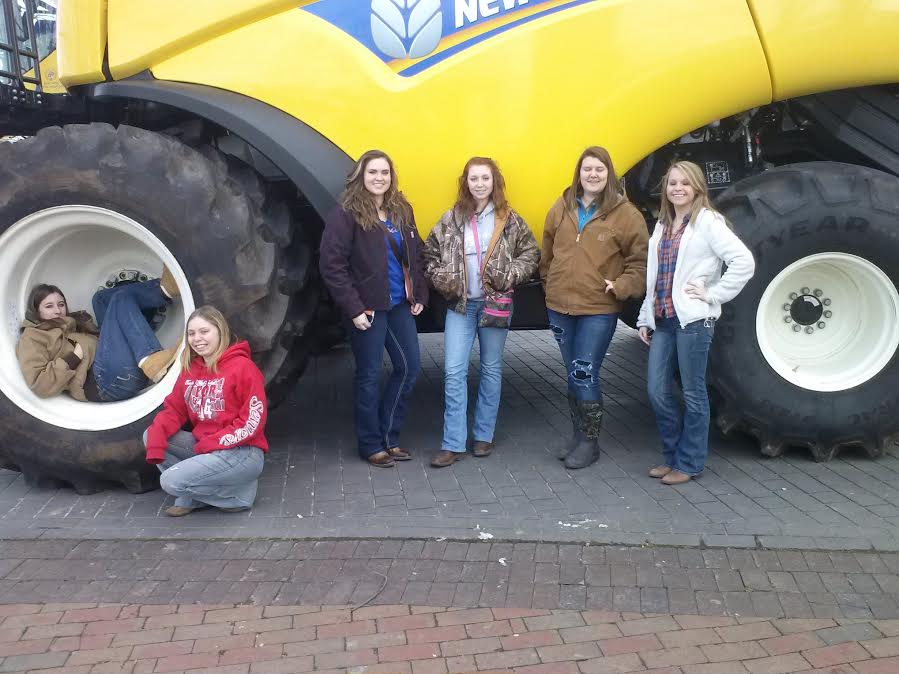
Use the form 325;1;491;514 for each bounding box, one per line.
710;162;899;461
0;123;316;493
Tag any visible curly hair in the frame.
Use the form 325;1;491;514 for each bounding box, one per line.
341;150;414;231
454;157;509;219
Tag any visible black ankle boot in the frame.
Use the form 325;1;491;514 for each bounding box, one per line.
564;400;603;470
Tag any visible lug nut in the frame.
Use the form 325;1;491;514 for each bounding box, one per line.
824;310;832;318
817;322;826;329
789;292;798;300
782;303;791;311
814;289;823;297
784;316;792;323
805;326;814;334
793;325;802;332
801;287;810;294
823;298;831;306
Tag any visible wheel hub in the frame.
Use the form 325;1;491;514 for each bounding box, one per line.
781;286;833;333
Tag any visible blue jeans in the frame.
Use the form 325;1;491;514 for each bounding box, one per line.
145;430;264;509
348;303;421;458
647;316;715;476
442;300;509;452
546;310;618;402
91;280;167;402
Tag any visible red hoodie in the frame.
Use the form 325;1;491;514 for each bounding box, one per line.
145;341;269;463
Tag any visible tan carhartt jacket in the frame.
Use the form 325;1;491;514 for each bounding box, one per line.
539;193;648;315
16;312;99;401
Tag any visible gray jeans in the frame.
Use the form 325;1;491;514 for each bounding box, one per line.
144;430;265;510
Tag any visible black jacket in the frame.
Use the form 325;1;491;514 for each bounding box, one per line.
319;206;429;320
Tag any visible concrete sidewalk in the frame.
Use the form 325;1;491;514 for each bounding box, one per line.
1;327;898;550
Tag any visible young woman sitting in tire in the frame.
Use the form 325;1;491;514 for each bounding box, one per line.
540;146;649;470
143;306;268;517
424;157;539;467
17;270;181;403
319;149;429;468
637;161;755;485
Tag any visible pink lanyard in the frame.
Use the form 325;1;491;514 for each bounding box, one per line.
470;213;483;272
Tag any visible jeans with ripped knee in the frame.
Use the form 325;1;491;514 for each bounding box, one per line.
546;310;618;402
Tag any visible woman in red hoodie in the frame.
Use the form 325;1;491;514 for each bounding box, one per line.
143;305;268;517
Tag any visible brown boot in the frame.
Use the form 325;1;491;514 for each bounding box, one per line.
431;450;464;467
140;344;181;383
160;265;179;299
165;505;196;517
472;441;493;457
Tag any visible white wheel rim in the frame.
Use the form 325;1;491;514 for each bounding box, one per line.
756;252;899;392
0;205;193;430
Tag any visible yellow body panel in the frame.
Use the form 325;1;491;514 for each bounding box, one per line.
53;0;899;236
150;0;771;236
748;0;899;100
57;0;106;87
106;0;311;80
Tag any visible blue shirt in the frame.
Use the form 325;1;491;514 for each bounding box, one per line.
577;198;598;233
383;219;407;307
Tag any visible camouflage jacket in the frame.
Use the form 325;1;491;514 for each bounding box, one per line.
424;206;539;329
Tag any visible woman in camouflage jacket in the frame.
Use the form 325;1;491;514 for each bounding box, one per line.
424;157;539;467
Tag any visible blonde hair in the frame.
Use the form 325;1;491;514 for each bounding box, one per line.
658;161;718;227
180;305;236;373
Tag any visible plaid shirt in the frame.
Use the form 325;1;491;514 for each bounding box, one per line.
654;215;689;318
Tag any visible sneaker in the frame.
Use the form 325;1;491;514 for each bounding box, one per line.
160;265;180;299
141;344;181;383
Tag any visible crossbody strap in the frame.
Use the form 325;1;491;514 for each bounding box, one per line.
382;223;408;267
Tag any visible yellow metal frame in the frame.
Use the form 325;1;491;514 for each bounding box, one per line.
57;0;899;235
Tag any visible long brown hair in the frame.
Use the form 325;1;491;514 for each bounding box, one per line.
454;157;509;219
25;284;66;323
180;305;237;373
341;149;414;231
564;146;622;213
658;160;718;227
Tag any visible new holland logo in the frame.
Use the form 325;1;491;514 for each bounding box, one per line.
371;0;443;59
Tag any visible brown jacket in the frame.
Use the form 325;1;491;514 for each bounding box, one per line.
16;312;99;401
425;206;539;329
539;193;648;315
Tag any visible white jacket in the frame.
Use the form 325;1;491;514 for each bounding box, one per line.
637;207;754;330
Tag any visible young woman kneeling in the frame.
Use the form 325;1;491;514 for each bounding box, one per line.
143;306;268;516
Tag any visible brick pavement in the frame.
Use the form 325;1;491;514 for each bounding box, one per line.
3;540;899;671
2;328;899;550
2;601;899;672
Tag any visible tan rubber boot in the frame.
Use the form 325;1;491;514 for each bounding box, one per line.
160;265;179;299
140;343;181;383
